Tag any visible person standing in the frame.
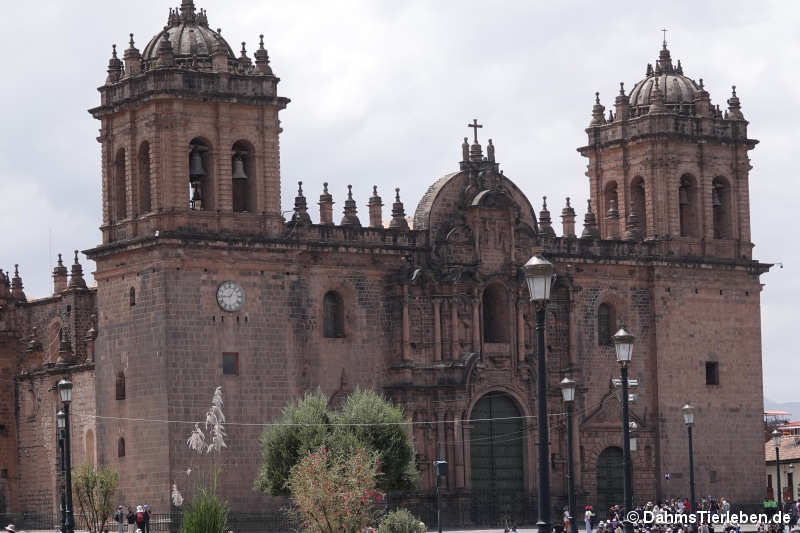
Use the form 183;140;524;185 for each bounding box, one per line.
127;506;136;533
143;505;151;533
135;505;146;532
114;505;125;533
586;505;595;533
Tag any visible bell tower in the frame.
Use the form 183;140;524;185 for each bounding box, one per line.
578;41;757;260
85;0;291;510
89;0;289;242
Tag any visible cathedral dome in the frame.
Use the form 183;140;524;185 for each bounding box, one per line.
627;43;703;113
141;1;235;64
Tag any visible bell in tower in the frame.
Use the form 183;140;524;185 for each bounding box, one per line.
232;156;248;181
189;146;206;210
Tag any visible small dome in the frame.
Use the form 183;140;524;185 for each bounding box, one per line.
628;44;703;114
141;1;235;64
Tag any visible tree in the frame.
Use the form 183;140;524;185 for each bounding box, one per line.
255;388;417;496
72;463;119;533
287;446;381;533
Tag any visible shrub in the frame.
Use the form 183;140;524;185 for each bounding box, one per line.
180;488;229;533
377;509;426;533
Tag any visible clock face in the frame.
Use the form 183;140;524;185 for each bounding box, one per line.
216;281;245;312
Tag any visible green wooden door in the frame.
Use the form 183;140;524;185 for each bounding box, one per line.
470;392;525;524
596;446;624;514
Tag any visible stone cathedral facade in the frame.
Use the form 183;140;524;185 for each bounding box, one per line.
0;0;769;521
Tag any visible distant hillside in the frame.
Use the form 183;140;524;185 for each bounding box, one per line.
765;398;800;421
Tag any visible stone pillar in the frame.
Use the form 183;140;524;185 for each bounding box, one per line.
517;297;526;363
401;285;410;361
450;298;459;360
472;294;481;354
319;183;334;225
368;186;383;228
433;298;442;361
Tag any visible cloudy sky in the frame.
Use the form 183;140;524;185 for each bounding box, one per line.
0;0;797;403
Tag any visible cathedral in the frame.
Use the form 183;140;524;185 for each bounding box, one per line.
0;0;769;523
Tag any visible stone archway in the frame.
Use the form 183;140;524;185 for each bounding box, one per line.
596;446;624;514
470;391;525;525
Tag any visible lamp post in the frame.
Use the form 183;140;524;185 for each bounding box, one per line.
58;378;75;533
524;254;555;533
560;377;577;533
434;460;448;533
57;410;67;533
772;429;782;514
613;327;635;533
681;404;696;533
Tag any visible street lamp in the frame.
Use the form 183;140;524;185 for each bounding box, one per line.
613;327;635;533
58;378;75;533
629;421;638;452
524;254;555;533
772;429;782;514
560;378;578;533
682;404;696;533
57;410;67;533
434;460;447;533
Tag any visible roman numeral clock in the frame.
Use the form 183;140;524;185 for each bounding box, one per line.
216;281;245;312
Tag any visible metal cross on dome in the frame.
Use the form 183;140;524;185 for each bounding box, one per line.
467;119;483;143
661;28;668;47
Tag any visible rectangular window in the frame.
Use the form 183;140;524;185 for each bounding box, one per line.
222;352;239;376
768;474;772;488
705;362;719;385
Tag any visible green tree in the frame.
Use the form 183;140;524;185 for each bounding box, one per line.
377;508;426;533
255;388;417;496
72;463;119;533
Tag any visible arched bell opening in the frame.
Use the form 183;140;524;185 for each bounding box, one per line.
188;138;214;210
712;177;732;239
113;148;127;222
630;176;647;236
137;142;152;215
232;140;256;213
678;174;699;238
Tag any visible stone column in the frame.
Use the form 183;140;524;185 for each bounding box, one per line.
402;285;410;361
450;298;459;360
472;294;481;354
517;297;526;363
433;298;442;361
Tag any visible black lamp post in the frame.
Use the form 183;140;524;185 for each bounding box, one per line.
434;460;448;533
681;404;696;533
57;410;67;533
613;328;635;533
560;377;577;533
524;254;555;533
772;429;782;514
58;378;75;533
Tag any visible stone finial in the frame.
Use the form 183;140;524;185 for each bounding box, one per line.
561;197;576;238
615;82;630;121
106;44;123;84
318;182;334;225
390;188;410;230
580;199;599;240
590;92;606;127
461;137;469;162
291;181;312;226
727;85;744;120
11;264;25;301
646;63;653;77
86;314;98;342
606;198;620;240
53;253;68;294
625;206;642;241
157;32;175;67
693;77;711;118
67;250;87;290
368;185;383;228
538;196;555;237
340;185;361;227
487;139;496;163
649;77;666;113
0;269;9;299
238;42;252;72
123;33;142;76
676;59;683;75
254;34;273;75
57;327;73;365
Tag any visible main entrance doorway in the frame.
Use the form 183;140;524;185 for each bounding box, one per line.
470;392;525;525
596;446;624;514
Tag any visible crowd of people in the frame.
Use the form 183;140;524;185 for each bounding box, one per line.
114;504;153;533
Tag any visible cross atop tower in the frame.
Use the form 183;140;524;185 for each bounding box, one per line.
661;28;668;48
467;119;483;143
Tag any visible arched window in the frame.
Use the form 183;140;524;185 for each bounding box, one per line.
138;142;151;215
597;303;615;346
604;181;620;238
115;371;126;400
188;138;213;210
129;287;136;307
323;291;345;338
232;140;256;213
712;177;732;239
482;283;509;343
679;175;699;237
630;177;647;236
113;148;127;221
604;181;619;214
118;437;126;458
